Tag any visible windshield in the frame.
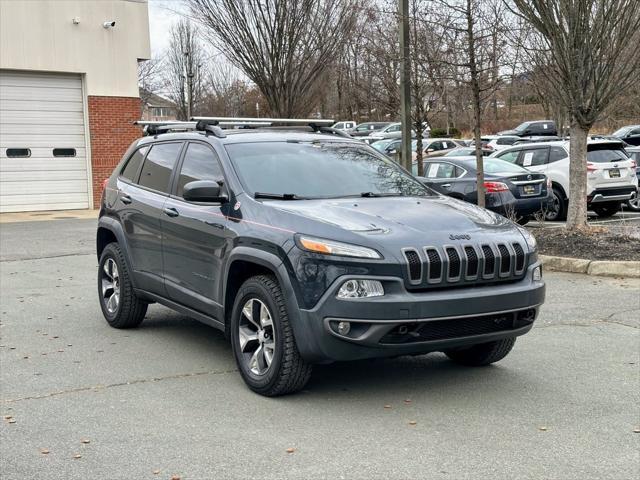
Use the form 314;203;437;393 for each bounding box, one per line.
587;148;629;163
226;141;431;198
513;122;530;133
483;158;529;174
612;126;632;137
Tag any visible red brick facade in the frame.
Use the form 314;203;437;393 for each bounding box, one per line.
87;96;142;208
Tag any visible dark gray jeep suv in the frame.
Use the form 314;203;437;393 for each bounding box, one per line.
97;120;545;396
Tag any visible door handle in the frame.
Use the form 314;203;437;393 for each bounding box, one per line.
120;194;132;204
441;183;452;188
163;207;179;218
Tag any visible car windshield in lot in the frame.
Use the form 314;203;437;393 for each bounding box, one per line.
226;141;431;199
586;147;629;163
482;158;529;174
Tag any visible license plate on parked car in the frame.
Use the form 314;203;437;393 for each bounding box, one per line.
522;184;538;195
609;169;620;178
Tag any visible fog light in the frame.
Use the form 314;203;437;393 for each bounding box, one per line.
533;266;542;281
337;279;384;298
337;321;351;335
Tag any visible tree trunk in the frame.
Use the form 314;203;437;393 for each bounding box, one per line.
565;124;589;230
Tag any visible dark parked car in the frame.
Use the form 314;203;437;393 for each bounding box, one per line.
415;156;552;224
97;120;545;396
611;125;640;146
498;120;557;137
347;122;392;137
370;138;401;157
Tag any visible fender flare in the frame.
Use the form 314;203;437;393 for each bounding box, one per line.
222;246;304;340
96;216;135;277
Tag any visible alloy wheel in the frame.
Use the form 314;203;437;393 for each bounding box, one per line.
101;258;120;314
545;193;561;221
628;191;640;210
238;298;276;376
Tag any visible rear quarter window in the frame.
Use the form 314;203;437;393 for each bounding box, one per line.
120;146;149;182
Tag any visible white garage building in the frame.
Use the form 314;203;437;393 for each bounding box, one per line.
0;0;150;213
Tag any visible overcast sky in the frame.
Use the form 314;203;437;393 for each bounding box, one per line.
148;0;187;55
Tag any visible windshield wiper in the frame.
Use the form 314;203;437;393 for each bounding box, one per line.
254;192;303;200
360;192;404;197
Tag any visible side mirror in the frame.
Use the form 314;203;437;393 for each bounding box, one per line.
388;149;397;154
183;180;228;203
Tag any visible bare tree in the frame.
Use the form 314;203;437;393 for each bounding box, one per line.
511;0;640;229
165;19;207;120
188;0;358;118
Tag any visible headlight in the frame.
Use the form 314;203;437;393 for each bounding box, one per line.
298;235;382;259
337;279;384;298
517;226;537;252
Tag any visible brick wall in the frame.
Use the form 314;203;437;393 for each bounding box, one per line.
88;96;142;208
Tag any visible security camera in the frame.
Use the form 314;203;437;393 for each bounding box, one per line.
103;21;116;28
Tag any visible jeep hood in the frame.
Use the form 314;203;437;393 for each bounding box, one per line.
270;196;514;242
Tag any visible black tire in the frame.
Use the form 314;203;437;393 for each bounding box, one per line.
545;187;567;221
625;191;640;212
592;203;621;218
516;215;531;226
230;275;312;396
98;242;147;329
444;337;516;366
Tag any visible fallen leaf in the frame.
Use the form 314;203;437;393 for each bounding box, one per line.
23;356;29;359
40;449;50;455
384;404;392;409
3;415;12;420
404;399;412;404
408;421;417;426
8;419;16;424
73;454;82;459
170;476;181;480
80;438;90;444
286;448;295;453
538;426;548;431
152;470;161;475
67;344;72;347
633;428;640;433
52;336;59;339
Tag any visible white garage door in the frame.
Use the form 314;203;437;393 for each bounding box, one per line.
0;70;90;213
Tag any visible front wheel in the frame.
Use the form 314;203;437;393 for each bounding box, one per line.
444;338;516;366
231;275;312;396
592;203;621;218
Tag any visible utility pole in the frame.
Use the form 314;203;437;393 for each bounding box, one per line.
184;50;194;120
398;0;412;170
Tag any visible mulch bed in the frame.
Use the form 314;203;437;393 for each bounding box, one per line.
531;226;640;261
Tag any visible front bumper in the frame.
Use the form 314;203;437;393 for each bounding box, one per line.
292;262;545;363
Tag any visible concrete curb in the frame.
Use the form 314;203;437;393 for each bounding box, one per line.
540;255;640;278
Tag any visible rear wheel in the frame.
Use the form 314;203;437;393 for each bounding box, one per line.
625;191;640;212
545;187;567;221
592;202;621;218
98;243;147;329
444;338;516;366
231;275;312;396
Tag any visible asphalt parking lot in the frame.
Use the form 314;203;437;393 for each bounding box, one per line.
1;218;639;480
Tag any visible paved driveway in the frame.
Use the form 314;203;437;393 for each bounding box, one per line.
1;219;639;479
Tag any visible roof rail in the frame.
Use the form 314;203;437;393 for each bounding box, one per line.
190;116;351;138
133;120;226;138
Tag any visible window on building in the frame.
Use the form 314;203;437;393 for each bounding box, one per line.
53;148;76;157
6;148;31;158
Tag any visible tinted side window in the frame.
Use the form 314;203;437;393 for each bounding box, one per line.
177;143;224;197
549;147;568;163
120;146;149;182
497;137;516;145
138;143;183;193
521;148;548;167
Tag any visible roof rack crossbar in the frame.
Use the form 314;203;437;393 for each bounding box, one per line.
191;116;335;127
133;120;226;138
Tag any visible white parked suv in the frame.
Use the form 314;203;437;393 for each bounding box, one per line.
490;140;638;220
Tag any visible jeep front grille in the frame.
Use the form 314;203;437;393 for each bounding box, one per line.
402;242;527;289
